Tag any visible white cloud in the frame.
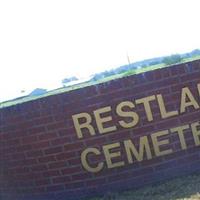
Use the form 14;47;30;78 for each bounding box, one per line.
0;0;200;101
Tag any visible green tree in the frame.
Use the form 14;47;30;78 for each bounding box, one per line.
162;54;183;66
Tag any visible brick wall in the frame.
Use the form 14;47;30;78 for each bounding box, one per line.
1;60;200;200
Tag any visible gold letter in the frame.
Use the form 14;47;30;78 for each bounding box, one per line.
103;142;125;169
135;95;156;122
198;83;200;96
124;137;152;163
191;121;200;146
170;125;189;150
157;94;178;119
116;101;139;128
151;130;173;156
81;148;104;173
72;113;95;139
180;87;200;113
94;106;117;134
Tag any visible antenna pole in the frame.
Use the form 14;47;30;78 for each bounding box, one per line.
127;53;131;65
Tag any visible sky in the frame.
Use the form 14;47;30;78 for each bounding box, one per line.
0;0;200;102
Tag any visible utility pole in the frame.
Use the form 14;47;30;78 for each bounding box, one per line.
127;53;131;65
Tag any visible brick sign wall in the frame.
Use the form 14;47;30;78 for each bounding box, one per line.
1;60;200;200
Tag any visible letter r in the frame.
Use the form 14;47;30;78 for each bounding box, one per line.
72;112;95;139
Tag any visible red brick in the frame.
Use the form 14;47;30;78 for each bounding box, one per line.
43;170;60;177
86;178;106;186
22;135;37;144
38;132;57;141
51;136;71;146
32;141;50;149
44;146;63;155
181;72;200;82
56;152;76;160
68;158;81;165
38;155;56;163
65;181;84;189
61;166;81;175
17;144;32;152
46;122;66;131
26;150;43;158
35;178;50;186
33;116;53;125
28;126;45;135
11;152;26;160
52;176;71;184
107;172;130;182
64;142;84;151
85;137;106;146
31;164;47;172
72;173;89;181
11;167;30;174
6;138;20;146
48;161;67;169
46;185;64;192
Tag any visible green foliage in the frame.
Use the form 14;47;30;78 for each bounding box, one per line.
62;76;78;85
190;49;200;56
162;54;183;66
149;60;161;66
92;70;117;81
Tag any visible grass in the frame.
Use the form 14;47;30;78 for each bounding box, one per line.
90;173;200;200
1;55;200;109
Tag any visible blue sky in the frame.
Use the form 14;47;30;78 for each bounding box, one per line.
0;0;200;102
